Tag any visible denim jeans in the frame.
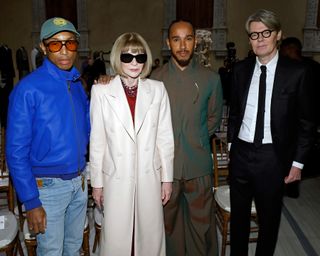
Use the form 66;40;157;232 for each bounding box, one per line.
36;174;88;256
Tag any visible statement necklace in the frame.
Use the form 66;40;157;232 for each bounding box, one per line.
120;78;138;97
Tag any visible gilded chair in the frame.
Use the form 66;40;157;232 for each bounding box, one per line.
212;137;258;256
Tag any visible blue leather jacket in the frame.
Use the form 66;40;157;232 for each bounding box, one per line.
6;58;90;210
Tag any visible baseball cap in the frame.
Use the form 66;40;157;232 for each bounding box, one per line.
40;17;80;41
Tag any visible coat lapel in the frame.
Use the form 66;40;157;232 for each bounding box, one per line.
272;56;288;97
240;57;256;115
135;79;152;135
105;76;136;142
270;56;291;117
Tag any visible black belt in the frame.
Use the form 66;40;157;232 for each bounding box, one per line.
237;138;273;149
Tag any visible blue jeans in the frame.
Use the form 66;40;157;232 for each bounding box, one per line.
36;174;88;256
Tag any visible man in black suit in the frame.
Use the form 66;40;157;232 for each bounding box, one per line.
228;9;315;256
280;37;320;194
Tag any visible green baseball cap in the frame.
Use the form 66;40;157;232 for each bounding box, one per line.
40;17;80;41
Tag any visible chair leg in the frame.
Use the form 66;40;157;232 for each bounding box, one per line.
8;179;14;211
82;225;90;256
92;223;101;253
221;214;230;256
17;200;25;231
25;240;36;256
5;240;14;256
15;237;24;256
6;249;14;256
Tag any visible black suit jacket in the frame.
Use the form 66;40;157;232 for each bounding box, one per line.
228;55;316;173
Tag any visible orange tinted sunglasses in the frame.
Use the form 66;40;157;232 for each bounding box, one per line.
45;40;79;53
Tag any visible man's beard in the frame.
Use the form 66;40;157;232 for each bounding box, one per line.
172;52;193;67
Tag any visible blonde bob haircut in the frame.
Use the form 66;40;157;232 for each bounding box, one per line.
110;32;153;79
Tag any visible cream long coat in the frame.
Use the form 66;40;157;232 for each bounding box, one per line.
89;75;174;256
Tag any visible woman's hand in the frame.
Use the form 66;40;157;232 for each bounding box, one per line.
161;182;172;205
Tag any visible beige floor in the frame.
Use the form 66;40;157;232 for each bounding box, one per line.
220;176;320;256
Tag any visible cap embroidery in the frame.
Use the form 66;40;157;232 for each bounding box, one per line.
53;18;68;27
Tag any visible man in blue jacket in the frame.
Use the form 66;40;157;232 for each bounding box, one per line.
6;17;90;255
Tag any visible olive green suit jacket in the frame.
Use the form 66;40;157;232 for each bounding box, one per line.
151;58;223;180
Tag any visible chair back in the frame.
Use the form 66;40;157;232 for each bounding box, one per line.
0;127;5;172
0;128;14;211
212;136;229;188
215;105;229;139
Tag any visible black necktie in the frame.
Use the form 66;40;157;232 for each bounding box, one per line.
254;65;267;147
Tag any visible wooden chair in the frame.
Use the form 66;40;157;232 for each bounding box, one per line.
86;163;103;253
92;206;103;253
0;127;5;169
0;128;14;212
14;201;25;232
81;217;90;256
23;214;90;256
215;105;229;139
23;220;37;256
0;128;25;256
212;137;258;256
212;137;229;188
0;210;24;256
0;169;14;212
85;163;95;209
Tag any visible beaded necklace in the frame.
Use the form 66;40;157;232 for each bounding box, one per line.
120;78;138;97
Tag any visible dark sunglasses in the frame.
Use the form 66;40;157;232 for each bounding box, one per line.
45;40;79;53
120;53;147;64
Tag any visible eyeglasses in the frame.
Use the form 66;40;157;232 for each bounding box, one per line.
248;30;274;40
45;40;79;53
120;53;147;64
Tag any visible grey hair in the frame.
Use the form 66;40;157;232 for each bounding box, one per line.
245;9;281;33
110;32;153;79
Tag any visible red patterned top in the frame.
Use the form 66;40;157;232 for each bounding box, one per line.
123;85;137;124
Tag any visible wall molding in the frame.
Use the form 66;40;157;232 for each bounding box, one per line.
31;0;89;58
303;0;320;56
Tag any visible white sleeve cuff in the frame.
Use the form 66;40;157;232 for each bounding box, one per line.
292;161;304;170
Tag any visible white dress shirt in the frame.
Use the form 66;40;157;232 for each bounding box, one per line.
238;54;277;144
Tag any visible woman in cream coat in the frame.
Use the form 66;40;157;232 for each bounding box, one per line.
89;32;174;256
